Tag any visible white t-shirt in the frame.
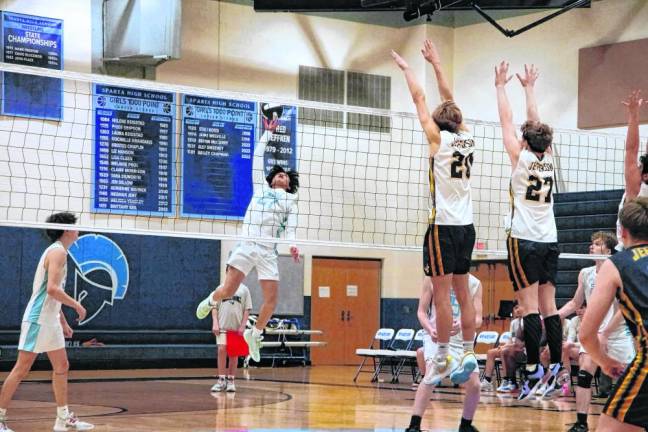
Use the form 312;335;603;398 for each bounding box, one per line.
581;265;629;340
510;149;557;242
215;284;252;330
22;242;66;326
429;130;474;226
427;274;480;344
241;131;298;249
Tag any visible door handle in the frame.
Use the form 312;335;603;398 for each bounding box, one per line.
346;310;351;321
341;310;345;321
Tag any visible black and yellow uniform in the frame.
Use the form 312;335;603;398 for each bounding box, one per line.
603;244;648;428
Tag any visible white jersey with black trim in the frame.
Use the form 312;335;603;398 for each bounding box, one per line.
22;242;66;326
616;183;648;250
581;265;630;340
427;274;480;344
510;149;557;242
429;130;474;226
241;131;298;249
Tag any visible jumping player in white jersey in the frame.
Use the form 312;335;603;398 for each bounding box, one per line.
196;121;300;362
392;39;478;387
0;212;93;432
495;62;563;400
406;275;483;432
616;90;647;250
558;231;634;431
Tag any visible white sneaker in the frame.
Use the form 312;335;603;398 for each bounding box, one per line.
422;354;458;386
244;328;263;363
226;378;236;392
211;377;227;392
196;289;218;320
0;418;15;432
53;412;94;431
480;378;494;392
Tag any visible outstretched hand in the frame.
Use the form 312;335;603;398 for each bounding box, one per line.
622;90;644;116
495;61;513;87
290;245;300;263
421;39;441;65
516;64;539;88
391;50;409;70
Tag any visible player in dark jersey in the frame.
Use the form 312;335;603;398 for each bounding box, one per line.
580;197;648;431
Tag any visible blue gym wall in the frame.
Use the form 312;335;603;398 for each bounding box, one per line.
0;226;221;331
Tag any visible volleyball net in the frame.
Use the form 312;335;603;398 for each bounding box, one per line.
0;63;632;258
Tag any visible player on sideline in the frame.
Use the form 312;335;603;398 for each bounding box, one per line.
0;212;93;432
406;275;483;432
392;39;478;386
495;62;563;400
558;232;634;431
196;117;300;362
616;90;647;251
581;198;648;432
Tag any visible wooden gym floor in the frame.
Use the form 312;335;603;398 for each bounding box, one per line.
0;366;605;431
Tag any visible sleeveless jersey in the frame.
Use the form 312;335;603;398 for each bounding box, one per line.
428;274;480;343
510;149;557;242
609;244;648;342
429;130;474;226
581;265;630;340
22;242;66;326
616;183;648;250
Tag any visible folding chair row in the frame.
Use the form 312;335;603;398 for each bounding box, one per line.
354;328;425;383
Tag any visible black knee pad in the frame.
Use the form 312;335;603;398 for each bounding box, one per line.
577;370;593;389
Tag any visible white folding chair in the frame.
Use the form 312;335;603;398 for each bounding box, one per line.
353;328;395;382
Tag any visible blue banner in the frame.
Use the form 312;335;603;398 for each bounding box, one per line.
1;11;63;120
93;84;175;216
260;103;298;174
181;95;256;218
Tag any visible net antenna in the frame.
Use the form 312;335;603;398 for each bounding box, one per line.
471;0;591;38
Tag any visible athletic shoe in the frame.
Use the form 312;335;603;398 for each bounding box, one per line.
0;419;14;432
458;425;480;432
211;377;227;392
244;328;263;363
518;364;545;401
497;380;518;393
404;428;420;432
422;354;458;386
450;352;478;385
53;412;94;431
226;378;236;392
196;289;218;320
539;363;562;399
567;422;588;432
480;378;494;392
561;382;572;397
535;382;548;396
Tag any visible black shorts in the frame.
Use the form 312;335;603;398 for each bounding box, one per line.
423;224;475;277
603;352;648;429
506;237;558;291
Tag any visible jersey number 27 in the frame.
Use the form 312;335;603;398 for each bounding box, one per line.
525;175;553;203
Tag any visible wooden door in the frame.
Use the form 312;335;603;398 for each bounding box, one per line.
310;258;381;365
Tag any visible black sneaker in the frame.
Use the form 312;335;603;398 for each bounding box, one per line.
459;425;480;432
404;428;421;432
567;422;588;432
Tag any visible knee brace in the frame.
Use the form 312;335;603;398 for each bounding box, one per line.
577;370;593;389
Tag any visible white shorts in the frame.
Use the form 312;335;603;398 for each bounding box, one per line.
216;332;227;346
579;336;635;364
227;241;279;281
18;321;65;354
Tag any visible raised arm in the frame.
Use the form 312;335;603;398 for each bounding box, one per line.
421;39;453;102
622;90;644;199
392;50;441;155
253;130;271;194
558;269;586;319
495;61;521;167
516;64;540;122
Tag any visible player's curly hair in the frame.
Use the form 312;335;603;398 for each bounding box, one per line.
521;120;553;153
266;165;299;194
432;100;462;134
45;212;77;243
619;197;648;242
640;153;648;175
591;231;618;254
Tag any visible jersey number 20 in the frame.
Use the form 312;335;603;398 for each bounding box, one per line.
450;151;473;179
525;175;553;203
